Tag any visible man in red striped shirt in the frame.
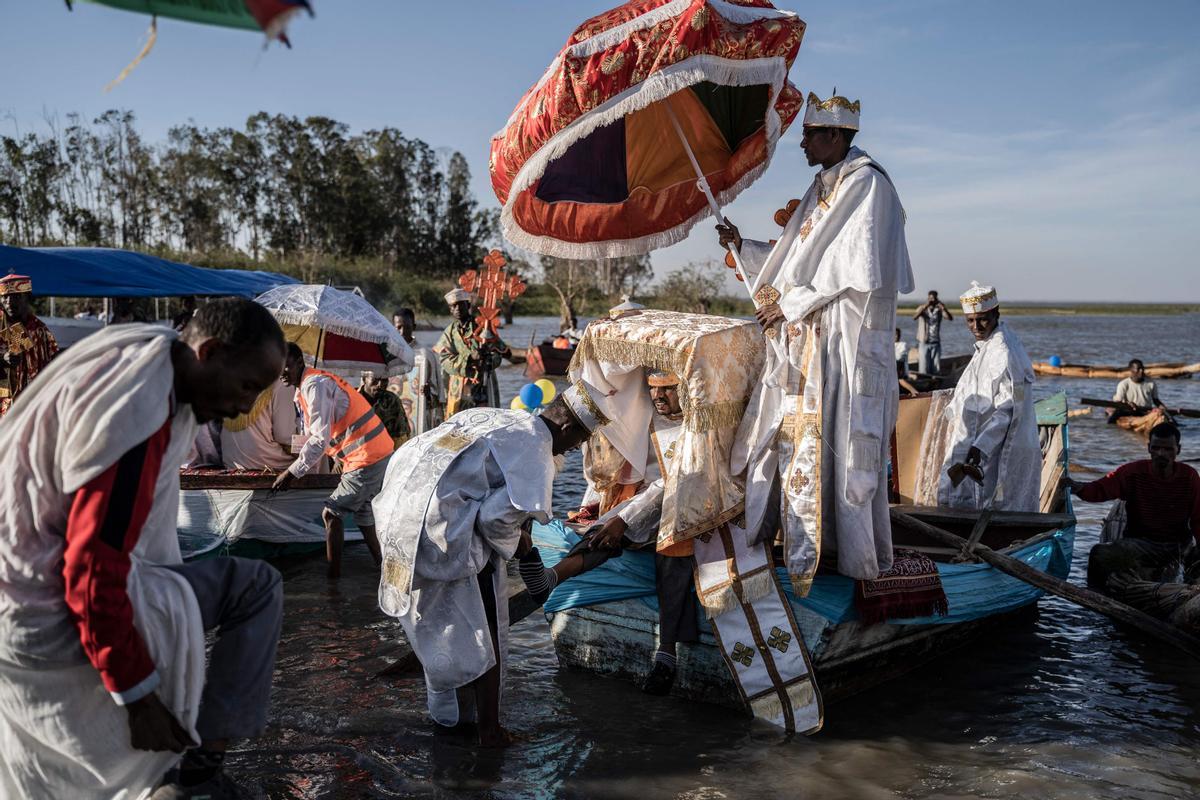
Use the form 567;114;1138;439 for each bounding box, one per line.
0;298;287;799
1067;422;1200;593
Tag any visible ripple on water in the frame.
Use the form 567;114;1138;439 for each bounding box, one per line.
228;315;1200;798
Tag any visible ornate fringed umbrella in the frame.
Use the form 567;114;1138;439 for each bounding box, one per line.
255;284;412;378
490;0;805;284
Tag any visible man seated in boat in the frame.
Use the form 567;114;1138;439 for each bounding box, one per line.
581;368;703;696
1108;359;1167;423
373;384;605;747
938;282;1041;512
1067;422;1200;593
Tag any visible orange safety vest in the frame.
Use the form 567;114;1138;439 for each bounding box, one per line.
297;369;392;472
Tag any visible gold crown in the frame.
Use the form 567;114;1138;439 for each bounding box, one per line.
806;91;860;114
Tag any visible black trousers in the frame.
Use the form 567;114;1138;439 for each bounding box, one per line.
655;554;700;648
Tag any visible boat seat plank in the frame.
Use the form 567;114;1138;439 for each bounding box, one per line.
890;504;1074;530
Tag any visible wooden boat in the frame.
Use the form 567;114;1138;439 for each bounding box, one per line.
535;339;576;376
1114;407;1173;440
904;351;972;392
533;393;1075;706
1034;360;1200;379
178;469;362;559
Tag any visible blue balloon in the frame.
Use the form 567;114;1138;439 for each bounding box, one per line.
519;383;544;408
1048;355;1063;368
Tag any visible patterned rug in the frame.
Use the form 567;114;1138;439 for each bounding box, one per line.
854;548;949;625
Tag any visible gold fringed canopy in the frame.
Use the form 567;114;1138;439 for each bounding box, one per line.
570;309;765;544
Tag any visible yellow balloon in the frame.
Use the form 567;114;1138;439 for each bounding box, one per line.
510;396;527;410
535;378;557;404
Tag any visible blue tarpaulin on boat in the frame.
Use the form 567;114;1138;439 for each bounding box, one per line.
534;519;1074;625
0;244;298;298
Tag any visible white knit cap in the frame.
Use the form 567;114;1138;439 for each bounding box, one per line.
802;91;860;130
560;379;611;433
960;281;999;314
444;288;471;305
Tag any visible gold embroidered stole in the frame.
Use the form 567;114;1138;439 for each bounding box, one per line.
781;317;824;597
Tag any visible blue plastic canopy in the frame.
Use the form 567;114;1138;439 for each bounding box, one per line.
0;245;298;298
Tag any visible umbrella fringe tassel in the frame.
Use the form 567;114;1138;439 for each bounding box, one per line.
498;55;788;258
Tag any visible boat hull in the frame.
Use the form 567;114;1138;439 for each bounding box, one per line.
547;597;1040;706
537;342;575;376
1114;407;1171;440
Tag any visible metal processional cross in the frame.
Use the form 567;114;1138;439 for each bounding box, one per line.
458;249;526;346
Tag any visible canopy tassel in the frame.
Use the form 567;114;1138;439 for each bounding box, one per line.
104;16;157;93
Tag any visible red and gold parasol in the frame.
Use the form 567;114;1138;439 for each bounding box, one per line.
490;0;805;273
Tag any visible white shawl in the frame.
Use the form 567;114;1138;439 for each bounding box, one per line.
733;147;915;580
938;322;1041;511
375;408;555;725
0;325;205;800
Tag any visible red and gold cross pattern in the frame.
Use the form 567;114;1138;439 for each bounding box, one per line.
457;249;527;344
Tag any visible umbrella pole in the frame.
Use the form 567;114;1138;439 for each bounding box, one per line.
664;100;754;291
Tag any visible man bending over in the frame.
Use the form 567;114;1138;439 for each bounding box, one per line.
0;298;287;799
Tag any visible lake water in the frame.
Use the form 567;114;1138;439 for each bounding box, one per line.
230;312;1200;799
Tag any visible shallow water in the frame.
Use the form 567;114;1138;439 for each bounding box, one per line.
230;313;1200;799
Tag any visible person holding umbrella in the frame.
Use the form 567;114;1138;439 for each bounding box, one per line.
717;91;915;592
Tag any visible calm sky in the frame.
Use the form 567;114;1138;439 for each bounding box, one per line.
2;0;1197;302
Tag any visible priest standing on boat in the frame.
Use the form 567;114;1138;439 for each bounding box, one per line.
717;90;915;591
938;283;1041;512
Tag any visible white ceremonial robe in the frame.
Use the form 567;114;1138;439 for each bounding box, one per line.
0;325;205;800
938;322;1041;512
734;146;915;585
606;416;681;544
391;346;444;436
220;381;298;471
374;408;555;725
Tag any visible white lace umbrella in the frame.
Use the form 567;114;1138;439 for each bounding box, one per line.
255;284;413;378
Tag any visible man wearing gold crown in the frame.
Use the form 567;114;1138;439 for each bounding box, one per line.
0;274;59;417
938;283;1041;511
716;91;915;591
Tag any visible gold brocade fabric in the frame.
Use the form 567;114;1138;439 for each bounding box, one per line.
571;310;765;548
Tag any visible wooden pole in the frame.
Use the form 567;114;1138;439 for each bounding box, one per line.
890;509;1200;660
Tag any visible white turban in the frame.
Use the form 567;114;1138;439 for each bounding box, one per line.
444;288;471;306
560;379;611;433
960;281;999;314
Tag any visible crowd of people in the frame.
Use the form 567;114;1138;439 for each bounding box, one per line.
0;89;1195;798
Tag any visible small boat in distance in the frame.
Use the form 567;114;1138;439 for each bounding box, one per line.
1035;360;1200;379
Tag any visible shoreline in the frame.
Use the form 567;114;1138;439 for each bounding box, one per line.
897;303;1200;317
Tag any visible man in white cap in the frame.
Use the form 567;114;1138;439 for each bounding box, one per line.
374;382;606;747
938;283;1041;511
715;91;915;591
435;288;514;416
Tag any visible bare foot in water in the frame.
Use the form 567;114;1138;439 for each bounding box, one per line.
478;725;513;748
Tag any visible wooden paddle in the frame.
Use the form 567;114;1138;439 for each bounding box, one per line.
890;509;1200;660
1081;398;1200;419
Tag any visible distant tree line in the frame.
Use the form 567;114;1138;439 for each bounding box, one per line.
0;110;496;279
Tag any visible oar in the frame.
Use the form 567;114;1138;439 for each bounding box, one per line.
1082;398;1200;419
890;509;1200;660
